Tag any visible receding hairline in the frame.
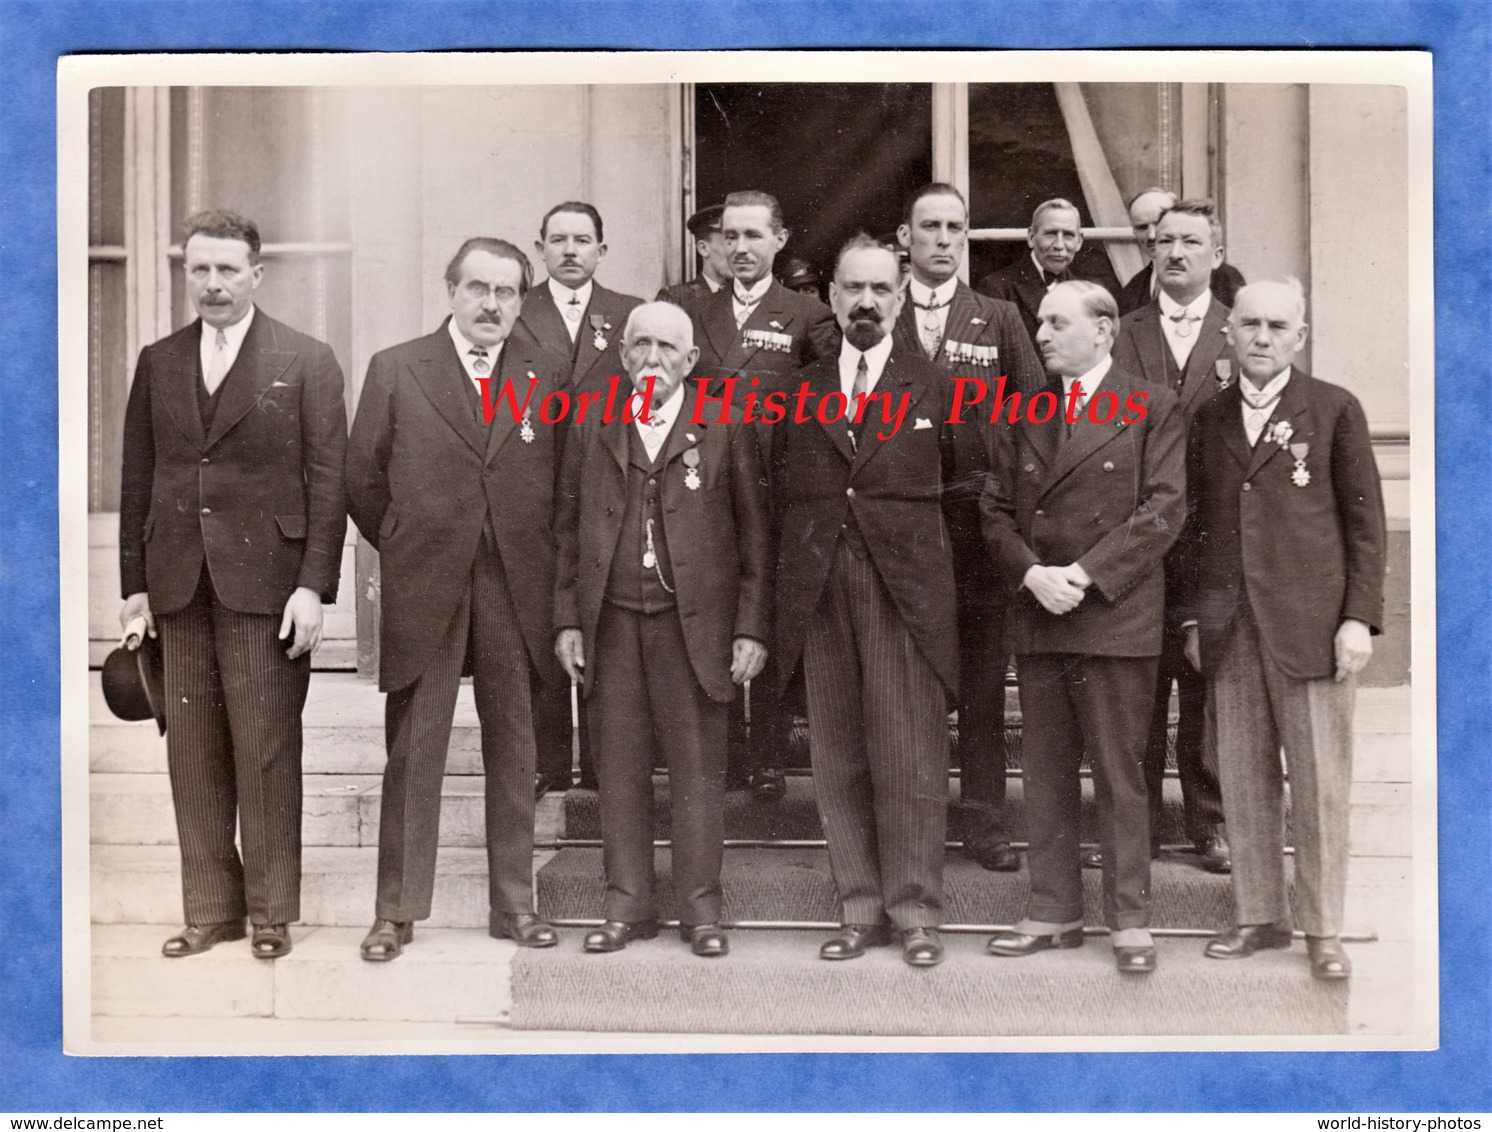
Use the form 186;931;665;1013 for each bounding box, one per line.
1231;278;1308;324
1030;199;1082;230
623;301;696;347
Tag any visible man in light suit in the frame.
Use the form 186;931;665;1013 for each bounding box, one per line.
657;204;730;316
119;210;347;959
554;301;770;957
982;281;1185;975
690;190;837;801
1184;279;1386;980
771;235;981;969
1108;198;1235;875
518;201;643;796
347;237;564;961
893;182;1044;874
975;198;1089;348
1117;187;1246;317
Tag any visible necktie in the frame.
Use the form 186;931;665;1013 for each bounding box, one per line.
847;355;869;453
913;299;948;359
1064;380;1086;439
469;346;490;376
204;329;228;394
734;285;760;330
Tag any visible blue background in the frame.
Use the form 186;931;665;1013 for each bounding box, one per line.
2;0;1487;1112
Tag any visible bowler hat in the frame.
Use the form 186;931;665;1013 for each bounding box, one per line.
101;635;166;736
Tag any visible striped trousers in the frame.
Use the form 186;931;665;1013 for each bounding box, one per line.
803;542;948;930
158;568;310;926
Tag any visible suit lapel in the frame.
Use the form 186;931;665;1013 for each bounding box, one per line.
806;358;857;465
731;280;792;369
943;283;982;350
700;286;741;367
1043;369;1133;490
484;339;545;463
850;353;925;476
1177;302;1232;417
1128;306;1169;386
657;385;707;470
601;411;631;473
411;324;487;458
572;285;622;383
159;323;207;451
1243;368;1310;480
521;286;578;366
892;300;923;359
204;314;296;450
1017;259;1050;331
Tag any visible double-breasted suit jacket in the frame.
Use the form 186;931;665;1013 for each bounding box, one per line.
518;280;642;394
1182;368;1386;679
690;277;836;392
346;321;565;694
554;384;772;704
120;311;348;615
119;308;347;928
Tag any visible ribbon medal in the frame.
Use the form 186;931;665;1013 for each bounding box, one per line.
520;408;535;445
682;446;702;491
1289;441;1311;487
1215;359;1233;391
589;314;610;352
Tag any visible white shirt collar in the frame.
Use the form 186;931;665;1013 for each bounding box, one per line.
703;274;724;293
909;276;957;308
734;274;773;304
838;332;895;398
447;317;501;383
1062;353;1113;398
547;276;594;312
1158;288;1212;321
636;381;687;443
1240;366;1292;405
199;304;255;376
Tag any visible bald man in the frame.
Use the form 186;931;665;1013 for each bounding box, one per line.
554;301;771;958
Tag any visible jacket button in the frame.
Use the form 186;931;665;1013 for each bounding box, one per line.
1242;482;1252;492
201;507;211;515
1034;508;1044;517
846;487;855;498
1024;464;1035;473
1102;461;1114;472
200;457;209;465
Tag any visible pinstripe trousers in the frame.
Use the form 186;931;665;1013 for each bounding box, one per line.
803;543;947;930
158;568;310;926
375;538;538;922
1211;608;1355;938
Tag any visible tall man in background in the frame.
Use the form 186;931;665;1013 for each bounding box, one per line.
893;182;1043;874
119;210;347;960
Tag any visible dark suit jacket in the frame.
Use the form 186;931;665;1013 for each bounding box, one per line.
976;255;1113;346
517;279;642;392
770;347;980;697
346;320;566;693
1180;368;1386;681
656;277;721;320
690;278;836;386
981;363;1186;658
554;384;771;704
1117;261;1246;318
119;310;347;615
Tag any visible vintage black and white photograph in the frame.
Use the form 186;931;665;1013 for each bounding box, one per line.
58;50;1434;1055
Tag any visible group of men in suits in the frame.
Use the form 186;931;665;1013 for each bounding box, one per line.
119;181;1385;981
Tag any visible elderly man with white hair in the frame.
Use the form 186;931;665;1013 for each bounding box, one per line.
1181;278;1386;980
554;301;771;958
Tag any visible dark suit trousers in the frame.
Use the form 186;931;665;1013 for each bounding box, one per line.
589;603;727;926
954;591;1010;851
375;538;537;921
1018;652;1158;930
804;543;947;930
1145;630;1224;845
534;671;589;785
158;567;309;926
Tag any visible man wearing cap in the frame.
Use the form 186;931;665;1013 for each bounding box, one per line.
554;301;770;957
346;237;564;962
658;203;731;315
118;210;347;960
1117;187;1246;317
519;201;643;796
893;182;1043;875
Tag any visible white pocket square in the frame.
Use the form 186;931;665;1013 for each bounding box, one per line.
914;417;933;430
270;380;292;388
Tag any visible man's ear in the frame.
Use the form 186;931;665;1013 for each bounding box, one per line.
596;243;608;263
895;223;912;250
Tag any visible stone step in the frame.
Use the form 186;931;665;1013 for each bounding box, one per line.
508;929;1351;1035
93;842;1401;936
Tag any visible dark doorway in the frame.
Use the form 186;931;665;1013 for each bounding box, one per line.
694;83;933;295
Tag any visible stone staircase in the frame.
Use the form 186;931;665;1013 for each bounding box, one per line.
85;673;1416;1047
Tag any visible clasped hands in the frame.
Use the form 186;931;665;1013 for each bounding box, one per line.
1022;562;1092;615
555;628;767;686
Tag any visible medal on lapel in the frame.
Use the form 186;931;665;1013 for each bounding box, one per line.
520;407;535;444
1215;359;1233;391
589;313;610;352
683;446;701;491
1289;441;1311;487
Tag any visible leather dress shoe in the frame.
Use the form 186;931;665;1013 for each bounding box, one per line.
1204;922;1293;959
1195;835;1232;874
161;919;247;958
1306;935;1352;980
490;911;558;948
680;923;730;957
750;766;786;802
818;923;893;960
902;927;944;968
360;918;413;962
583;919;659;953
1114;945;1157;974
533;772;571;800
969;841;1021;872
251;922;292;959
987;926;1085;957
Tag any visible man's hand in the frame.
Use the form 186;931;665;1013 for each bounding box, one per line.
1023;564;1087;616
1334;618;1373;682
555;629;586;683
731;637;768;685
1060;562;1092;590
1184;625;1202;673
120;592;155;645
278;587;324;659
